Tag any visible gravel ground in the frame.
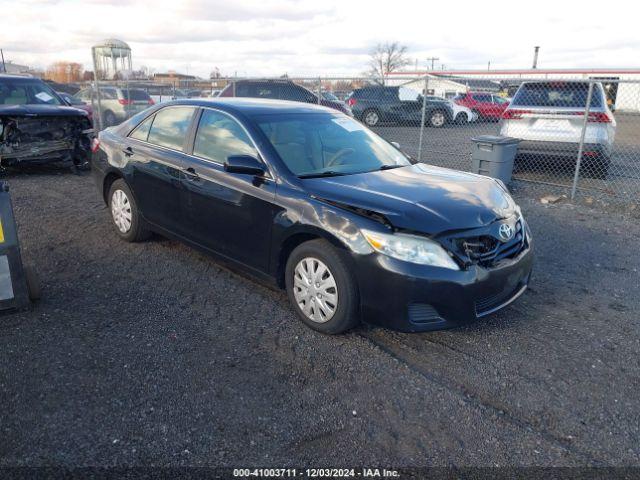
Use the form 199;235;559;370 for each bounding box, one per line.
0;169;639;468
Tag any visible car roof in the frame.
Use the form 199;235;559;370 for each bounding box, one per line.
0;74;39;81
156;97;339;115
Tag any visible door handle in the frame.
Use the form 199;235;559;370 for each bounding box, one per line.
183;167;199;180
122;146;134;156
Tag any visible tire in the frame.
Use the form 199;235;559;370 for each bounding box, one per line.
103;111;117;127
455;112;468;125
24;264;41;302
584;156;610;179
428;109;446;128
107;179;150;242
285;239;359;334
362;109;380;127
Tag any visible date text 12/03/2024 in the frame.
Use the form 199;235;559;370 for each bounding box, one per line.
232;468;400;478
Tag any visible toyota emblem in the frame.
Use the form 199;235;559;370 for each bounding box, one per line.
498;223;514;242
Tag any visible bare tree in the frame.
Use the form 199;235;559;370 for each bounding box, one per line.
368;42;411;85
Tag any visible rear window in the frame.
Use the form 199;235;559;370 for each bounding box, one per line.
353;88;382;99
511;82;603;108
146;106;195;151
123;89;151;101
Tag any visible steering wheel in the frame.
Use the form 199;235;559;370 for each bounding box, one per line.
326;148;355;168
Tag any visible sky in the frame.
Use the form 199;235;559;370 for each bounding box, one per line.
1;0;638;78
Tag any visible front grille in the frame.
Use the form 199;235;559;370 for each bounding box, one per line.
453;220;527;268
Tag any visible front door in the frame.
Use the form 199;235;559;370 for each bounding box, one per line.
180;108;277;272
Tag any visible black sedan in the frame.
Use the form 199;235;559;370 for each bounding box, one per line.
92;98;533;334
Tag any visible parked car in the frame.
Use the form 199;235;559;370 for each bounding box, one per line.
75;86;154;126
57;91;93;121
346;86;453;127
500;81;615;178
219;79;352;115
454;92;509;121
92;98;533;334
425;95;477;124
0;74;92;171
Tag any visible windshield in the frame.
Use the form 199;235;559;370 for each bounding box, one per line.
0;78;63;106
254;113;411;177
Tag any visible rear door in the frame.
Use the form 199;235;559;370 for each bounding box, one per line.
180;108;277;271
127;106;197;235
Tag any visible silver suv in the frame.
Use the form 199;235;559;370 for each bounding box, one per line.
76;86;153;126
500;81;616;178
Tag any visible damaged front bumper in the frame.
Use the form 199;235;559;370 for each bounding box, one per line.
0;115;93;168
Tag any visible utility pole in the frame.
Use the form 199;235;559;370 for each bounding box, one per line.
487;60;491;71
532;46;540;69
0;49;5;73
426;57;439;70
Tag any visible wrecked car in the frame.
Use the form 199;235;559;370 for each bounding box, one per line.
0;74;93;172
92;98;533;334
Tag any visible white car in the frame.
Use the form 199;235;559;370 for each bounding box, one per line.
426;96;477;124
500;81;615;178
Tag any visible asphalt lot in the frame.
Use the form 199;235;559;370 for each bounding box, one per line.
0;169;639;468
372;112;640;199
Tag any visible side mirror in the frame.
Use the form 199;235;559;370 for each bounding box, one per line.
224;155;265;176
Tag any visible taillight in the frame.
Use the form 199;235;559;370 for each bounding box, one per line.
587;112;611;123
347;97;357;107
148;99;155;105
118;98;133;105
502;109;532;120
90;138;100;153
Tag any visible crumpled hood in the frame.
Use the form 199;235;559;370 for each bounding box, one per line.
302;163;518;234
0;104;88;118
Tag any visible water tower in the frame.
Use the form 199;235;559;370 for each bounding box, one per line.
92;39;132;80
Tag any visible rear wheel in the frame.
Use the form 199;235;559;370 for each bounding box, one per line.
103;111;117;127
583;156;610;179
108;179;150;242
362;109;380;127
428;110;446;128
285;239;359;334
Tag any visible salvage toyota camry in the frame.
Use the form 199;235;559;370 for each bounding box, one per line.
92;98;533;334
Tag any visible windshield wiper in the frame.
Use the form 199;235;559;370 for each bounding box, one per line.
298;170;346;179
377;164;404;171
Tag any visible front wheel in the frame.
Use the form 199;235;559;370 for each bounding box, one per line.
108;179;150;242
285;239;359;334
455;112;468;125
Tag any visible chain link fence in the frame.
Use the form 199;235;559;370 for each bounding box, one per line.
82;75;640;204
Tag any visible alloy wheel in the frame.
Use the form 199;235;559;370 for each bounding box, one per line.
364;111;379;126
431;112;445;127
111;189;132;233
293;257;338;323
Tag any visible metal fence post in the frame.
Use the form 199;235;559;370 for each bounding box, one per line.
417;76;429;162
317;77;322;104
571;81;594;200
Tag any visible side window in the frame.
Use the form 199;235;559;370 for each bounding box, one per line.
100;89;117;100
129;114;155;142
146;107;195;151
235;83;256;97
193;109;257;163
